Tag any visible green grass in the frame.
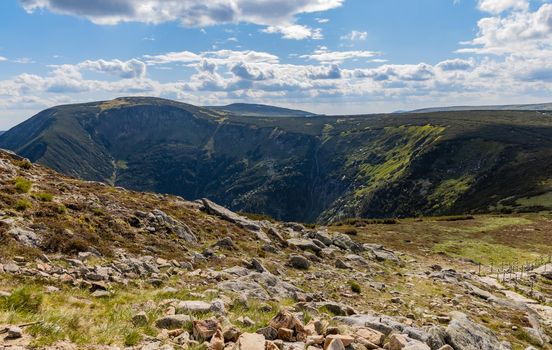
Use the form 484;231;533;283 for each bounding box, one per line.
15;159;32;169
15;198;32;211
349;280;361;294
433;239;539;265
32;192;54;202
0;287;43;314
15;177;32;193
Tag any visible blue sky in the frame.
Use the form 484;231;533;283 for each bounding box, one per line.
0;0;551;129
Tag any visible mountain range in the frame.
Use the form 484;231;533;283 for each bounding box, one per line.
1;96;552;223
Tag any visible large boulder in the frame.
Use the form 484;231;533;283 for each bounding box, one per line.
287;238;323;253
332;234;363;253
202;199;261;232
445;312;508;350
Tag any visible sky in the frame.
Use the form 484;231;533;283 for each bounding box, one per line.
0;0;551;129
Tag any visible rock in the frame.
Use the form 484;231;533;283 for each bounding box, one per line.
256;327;278;341
269;310;305;333
363;244;399;263
309;231;333;246
233;332;266;350
306;335;325;346
445;312;508;350
202;199;261;232
211;299;226;314
193;319;221;341
437;346;454;350
9;227;40;247
324;338;345;350
335;259;351;269
176;300;213;314
132;311;149;326
214;237;238;250
250;258;268;273
288;255;310;270
277;327;294;341
91;290;111;298
224;326;242;342
155;315;194;330
287;239;323;253
387;334;409;350
0;291;11;297
4;263;20;273
354;328;385;346
332;234;363;253
210;329;225;350
6;326;23;339
218;271;302;301
325;335;354;347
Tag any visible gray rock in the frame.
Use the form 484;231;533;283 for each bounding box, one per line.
3;263;20;273
333;234;363;253
9;227;40;247
218;272;301;300
363;244;399;263
176;300;212;314
6;326;23;339
288;255;310;270
309;231;334;246
445;312;508;350
287;238;322;253
201;198;261;232
213;237;237;250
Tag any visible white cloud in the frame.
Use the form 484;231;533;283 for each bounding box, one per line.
315;18;329;23
341;30;368;41
301;49;377;63
436;58;475;71
19;0;343;40
459;3;552;55
262;25;323;40
78;58;147;79
477;0;529;14
0;56;7;62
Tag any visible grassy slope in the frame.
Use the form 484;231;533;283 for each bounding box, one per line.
2;98;552;222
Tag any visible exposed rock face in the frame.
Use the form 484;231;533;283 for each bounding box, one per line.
8;226;41;247
288;255;311;270
445;312;508;350
202;199;261;232
233;333;266;350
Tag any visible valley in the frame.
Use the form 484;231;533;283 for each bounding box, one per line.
2;97;552;223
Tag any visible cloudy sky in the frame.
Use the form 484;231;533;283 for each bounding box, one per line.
0;0;551;129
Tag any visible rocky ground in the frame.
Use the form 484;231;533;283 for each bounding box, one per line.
1;149;551;350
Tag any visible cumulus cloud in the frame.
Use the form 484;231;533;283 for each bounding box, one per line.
20;0;343;39
78;58;146;78
300;49;377;63
477;0;529;14
436;58;475;71
341;30;368;41
459;3;552;55
262;25;323;40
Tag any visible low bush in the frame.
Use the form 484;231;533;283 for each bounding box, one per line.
16;159;32;169
15;198;32;211
15;177;32;193
32;192;54;202
349;280;362;294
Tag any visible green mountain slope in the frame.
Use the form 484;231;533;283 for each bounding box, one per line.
2;96;552;222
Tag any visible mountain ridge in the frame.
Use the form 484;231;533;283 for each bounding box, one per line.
2;97;552;223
